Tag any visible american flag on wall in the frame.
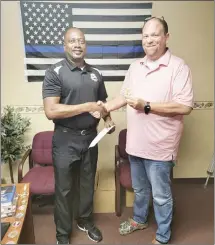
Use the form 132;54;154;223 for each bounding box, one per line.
20;1;152;82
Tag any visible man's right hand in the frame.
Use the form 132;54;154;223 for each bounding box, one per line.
87;102;107;118
88;101;108;119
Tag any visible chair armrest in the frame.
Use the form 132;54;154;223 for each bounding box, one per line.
18;149;31;183
29;151;34;169
115;145;120;168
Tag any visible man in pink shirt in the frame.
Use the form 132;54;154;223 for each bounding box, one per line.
93;17;193;244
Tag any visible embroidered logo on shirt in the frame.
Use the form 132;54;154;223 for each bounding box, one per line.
90;73;98;82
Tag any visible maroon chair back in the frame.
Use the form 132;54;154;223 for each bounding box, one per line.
118;129;128;159
31;131;54;165
118;129;132;189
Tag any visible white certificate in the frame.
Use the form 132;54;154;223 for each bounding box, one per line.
88;125;115;148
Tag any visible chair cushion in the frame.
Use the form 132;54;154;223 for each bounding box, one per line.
118;129;128;159
31;131;54;165
119;159;132;189
21;166;54;195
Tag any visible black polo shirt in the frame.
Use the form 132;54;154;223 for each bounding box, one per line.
42;58;108;129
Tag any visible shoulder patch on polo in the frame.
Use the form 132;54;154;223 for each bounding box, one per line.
54;66;62;75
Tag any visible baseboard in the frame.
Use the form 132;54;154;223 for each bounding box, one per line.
172;177;214;185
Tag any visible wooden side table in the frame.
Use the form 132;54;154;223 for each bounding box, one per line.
1;183;35;244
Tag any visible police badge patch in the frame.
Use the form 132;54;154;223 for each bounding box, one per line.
90;73;98;82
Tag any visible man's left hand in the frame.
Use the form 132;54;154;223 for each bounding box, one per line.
125;96;145;111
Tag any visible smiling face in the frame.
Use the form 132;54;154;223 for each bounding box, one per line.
142;19;169;61
64;28;87;63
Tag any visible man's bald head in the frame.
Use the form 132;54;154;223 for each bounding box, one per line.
64;27;85;42
142;17;168;35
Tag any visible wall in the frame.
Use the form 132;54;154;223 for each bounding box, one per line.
1;1;214;183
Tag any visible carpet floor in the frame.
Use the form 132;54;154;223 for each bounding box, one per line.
32;182;214;244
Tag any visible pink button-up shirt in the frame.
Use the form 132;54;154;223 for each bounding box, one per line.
120;49;193;161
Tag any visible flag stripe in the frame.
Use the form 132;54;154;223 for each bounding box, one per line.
27;64;130;71
86;40;143;45
70;3;152;9
72;8;151;16
27;75;126;82
75;28;142;34
27;76;44;82
25;58;139;65
26;52;144;59
85;34;142;41
73;21;145;29
103;76;125;82
25;70;128;76
72;15;151;22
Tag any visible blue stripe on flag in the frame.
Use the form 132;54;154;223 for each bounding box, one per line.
25;45;64;53
25;45;144;54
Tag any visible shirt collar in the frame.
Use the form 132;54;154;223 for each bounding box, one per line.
140;48;171;67
65;58;91;72
84;63;92;72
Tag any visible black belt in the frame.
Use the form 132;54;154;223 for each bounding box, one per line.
55;124;97;136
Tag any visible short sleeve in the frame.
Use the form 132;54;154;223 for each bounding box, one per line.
172;63;194;108
120;65;132;97
98;76;108;102
42;68;62;99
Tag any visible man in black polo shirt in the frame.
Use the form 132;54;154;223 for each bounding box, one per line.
42;27;114;244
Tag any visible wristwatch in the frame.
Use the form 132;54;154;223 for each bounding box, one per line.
144;101;151;114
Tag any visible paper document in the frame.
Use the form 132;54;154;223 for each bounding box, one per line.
89;126;115;148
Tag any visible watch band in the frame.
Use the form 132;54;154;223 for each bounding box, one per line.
144;101;151;114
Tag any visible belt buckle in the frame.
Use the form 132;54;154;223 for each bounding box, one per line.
81;129;86;135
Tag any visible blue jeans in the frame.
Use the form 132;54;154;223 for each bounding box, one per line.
129;155;173;243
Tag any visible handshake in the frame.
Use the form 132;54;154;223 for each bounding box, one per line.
88;101;108;119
